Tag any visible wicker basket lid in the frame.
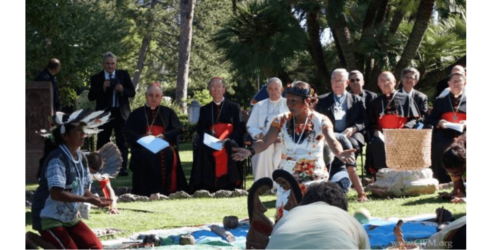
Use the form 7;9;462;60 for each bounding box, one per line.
383;129;432;170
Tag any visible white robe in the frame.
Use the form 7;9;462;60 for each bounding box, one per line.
246;97;289;181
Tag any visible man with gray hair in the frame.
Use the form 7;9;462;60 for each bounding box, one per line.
398;67;428;123
89;51;136;176
246;77;289;182
436;65;466;99
316;69;368;202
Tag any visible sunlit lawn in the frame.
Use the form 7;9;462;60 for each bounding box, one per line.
25;143;466;240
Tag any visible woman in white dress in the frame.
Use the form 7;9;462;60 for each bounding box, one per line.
233;81;355;220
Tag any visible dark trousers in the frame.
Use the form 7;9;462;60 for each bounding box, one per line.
329;133;360;179
97;108;128;169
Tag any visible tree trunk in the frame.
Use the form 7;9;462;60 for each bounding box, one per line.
330;28;347;68
388;9;405;35
132;36;151;90
332;15;357;71
394;0;436;76
306;9;331;92
374;0;389;25
357;0;389;72
176;0;196;113
326;0;356;70
132;0;158;90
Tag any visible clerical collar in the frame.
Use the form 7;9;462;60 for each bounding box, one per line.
214;98;225;105
269;98;281;104
145;103;158;110
385;91;395;97
105;70;116;79
335;91;346;98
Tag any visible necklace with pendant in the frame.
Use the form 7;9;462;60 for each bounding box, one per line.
211;101;224;135
379;93;397;119
448;94;463;122
145;105;160;135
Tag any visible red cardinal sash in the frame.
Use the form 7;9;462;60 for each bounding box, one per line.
210;123;234;178
378;114;407;129
441;112;466;123
145;124;178;194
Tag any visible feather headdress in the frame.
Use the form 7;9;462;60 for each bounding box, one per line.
96;142;122;178
37;109;112;138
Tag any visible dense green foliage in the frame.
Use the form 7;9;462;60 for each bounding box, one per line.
26;0;134;107
214;0;466;94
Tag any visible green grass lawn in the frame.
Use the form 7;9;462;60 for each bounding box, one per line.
25;142;466;240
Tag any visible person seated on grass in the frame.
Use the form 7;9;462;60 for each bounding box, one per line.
87;152;119;214
266;182;370;249
232;81;356;221
439;134;466;203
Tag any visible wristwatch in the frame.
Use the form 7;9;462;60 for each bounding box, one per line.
248;147;256;157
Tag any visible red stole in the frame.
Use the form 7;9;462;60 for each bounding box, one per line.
441;112;466;123
147;124;165;136
99;179;110;198
210;123;234;178
378;114;407;129
145;124;178;194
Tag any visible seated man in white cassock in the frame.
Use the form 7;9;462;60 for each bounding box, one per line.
246;77;289;182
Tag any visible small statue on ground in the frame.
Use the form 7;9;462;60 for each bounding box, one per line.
393;220;406;249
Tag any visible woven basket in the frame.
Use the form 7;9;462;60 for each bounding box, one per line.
383;129;432;170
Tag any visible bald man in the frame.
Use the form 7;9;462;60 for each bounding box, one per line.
35;58;61;113
365;72;419;173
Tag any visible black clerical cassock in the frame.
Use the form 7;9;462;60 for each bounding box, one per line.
189;99;244;193
365;91;419;173
426;92;466;183
123;106;189;196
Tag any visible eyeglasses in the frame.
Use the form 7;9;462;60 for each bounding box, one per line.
350;79;361;82
403;76;417;80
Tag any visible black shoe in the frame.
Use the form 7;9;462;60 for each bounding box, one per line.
118;168;129;176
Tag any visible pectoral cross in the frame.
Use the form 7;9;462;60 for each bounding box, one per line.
453;115;458;121
147;131;152;135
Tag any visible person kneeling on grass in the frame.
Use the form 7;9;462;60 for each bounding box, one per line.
32;110;113;249
439;134;466;203
266;182;370;249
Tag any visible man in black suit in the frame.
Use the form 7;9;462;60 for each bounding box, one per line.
88;52;136;176
35;58;61;114
399;67;428;124
348;70;377;109
316;68;367;202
